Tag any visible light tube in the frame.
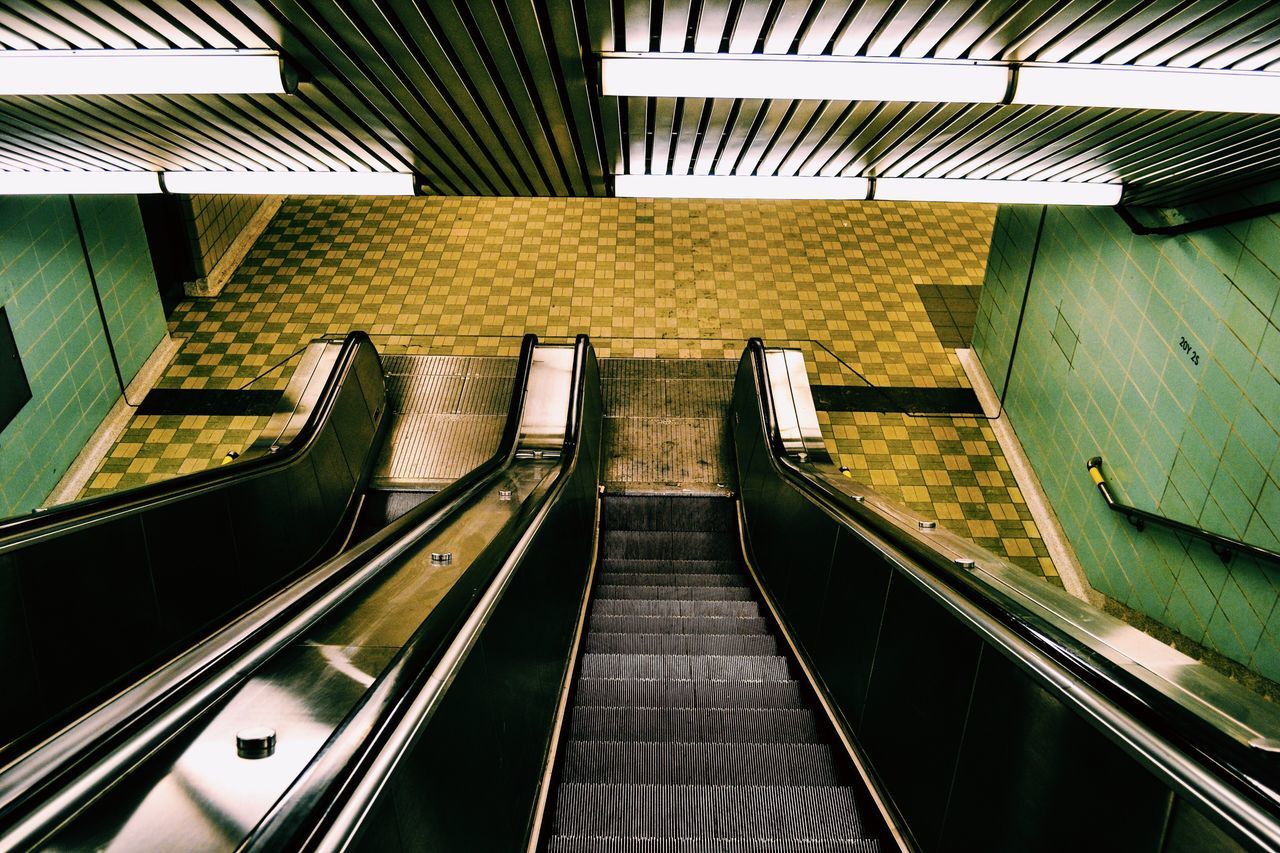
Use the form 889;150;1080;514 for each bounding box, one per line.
161;171;416;195
614;174;871;200
602;52;1280;116
1014;64;1280;114
0;171;162;195
0;49;292;96
600;53;1008;104
875;178;1122;206
614;174;1122;205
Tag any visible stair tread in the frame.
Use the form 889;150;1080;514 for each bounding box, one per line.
580;654;793;682
588;615;770;635
586;633;778;655
569;706;820;743
572;678;808;710
595;585;754;601
561;740;848;785
546;836;882;853
602;559;741;575
598;572;748;587
591;600;760;618
552;782;870;839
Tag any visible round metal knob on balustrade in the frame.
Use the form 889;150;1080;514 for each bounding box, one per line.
431;552;453;565
236;726;277;759
918;520;937;530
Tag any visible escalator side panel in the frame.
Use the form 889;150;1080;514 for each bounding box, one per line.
15;517;161;719
0;553;39;738
813;527;892;730
144;490;244;640
939;646;1173;852
858;574;983;850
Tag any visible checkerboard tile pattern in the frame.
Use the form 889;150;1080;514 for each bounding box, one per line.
79;196;1054;581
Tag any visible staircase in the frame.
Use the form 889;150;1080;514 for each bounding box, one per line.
545;494;884;852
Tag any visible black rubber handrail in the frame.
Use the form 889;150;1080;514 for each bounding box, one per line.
239;335;596;853
0;335;543;848
743;339;1280;843
0;331;370;549
1087;456;1280;568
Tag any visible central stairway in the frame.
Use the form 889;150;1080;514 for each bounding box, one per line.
544;494;884;852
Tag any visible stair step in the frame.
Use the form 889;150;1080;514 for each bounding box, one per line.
595;585;754;601
586;633;777;656
569;707;820;743
551;783;869;840
604;495;737;533
588;615;769;636
547;838;881;853
602;530;736;561
602;559;741;576
591;600;760;618
572;678;808;710
580;654;792;682
598;572;747;589
562;741;847;785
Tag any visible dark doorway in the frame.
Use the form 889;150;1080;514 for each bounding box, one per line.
138;194;196;318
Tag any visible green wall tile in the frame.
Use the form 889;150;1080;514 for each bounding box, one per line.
977;203;1280;683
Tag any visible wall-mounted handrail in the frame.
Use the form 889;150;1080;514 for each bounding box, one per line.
1087;456;1280;568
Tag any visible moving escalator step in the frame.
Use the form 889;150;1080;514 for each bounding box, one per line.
571;678;809;710
568;707;821;743
587;615;770;635
562;741;848;785
552;782;871;840
545;494;882;851
585;633;779;655
590;600;761;618
601;530;737;560
601;559;741;576
579;654;793;681
594;585;756;601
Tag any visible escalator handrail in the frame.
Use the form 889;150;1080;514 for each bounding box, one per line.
239;335;598;853
741;338;1280;851
0;330;371;549
0;335;543;847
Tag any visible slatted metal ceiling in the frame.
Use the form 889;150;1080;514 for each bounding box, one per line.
3;1;1280;206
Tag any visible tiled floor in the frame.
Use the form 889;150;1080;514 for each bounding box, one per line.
79;196;1054;581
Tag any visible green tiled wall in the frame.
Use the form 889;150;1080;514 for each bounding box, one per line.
0;195;166;517
975;204;1280;682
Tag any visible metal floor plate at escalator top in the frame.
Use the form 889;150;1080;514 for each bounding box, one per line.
544;494;884;852
600;359;736;496
371;355;517;489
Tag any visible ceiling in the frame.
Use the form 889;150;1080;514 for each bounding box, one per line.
4;1;1280;206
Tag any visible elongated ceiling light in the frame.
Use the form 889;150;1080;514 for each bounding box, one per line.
601;54;1008;104
614;174;1121;206
614;174;871;199
0;49;294;95
601;53;1280;115
1012;64;1280;114
0;171;162;194
161;171;416;195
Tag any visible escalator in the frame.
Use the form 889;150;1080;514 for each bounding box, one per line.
5;337;1280;851
544;492;887;851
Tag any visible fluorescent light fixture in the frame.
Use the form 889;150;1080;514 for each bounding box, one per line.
875;178;1122;206
614;174;871;199
0;171;162;195
1014;64;1280;114
161;171;416;195
0;49;293;95
614;174;1122;205
601;53;1008;104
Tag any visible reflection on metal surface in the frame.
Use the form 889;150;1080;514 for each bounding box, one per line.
762;348;829;464
34;463;557;850
805;458;1280;754
247;340;341;458
518;346;575;451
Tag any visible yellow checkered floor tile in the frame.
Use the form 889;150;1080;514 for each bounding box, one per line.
80;196;1054;582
